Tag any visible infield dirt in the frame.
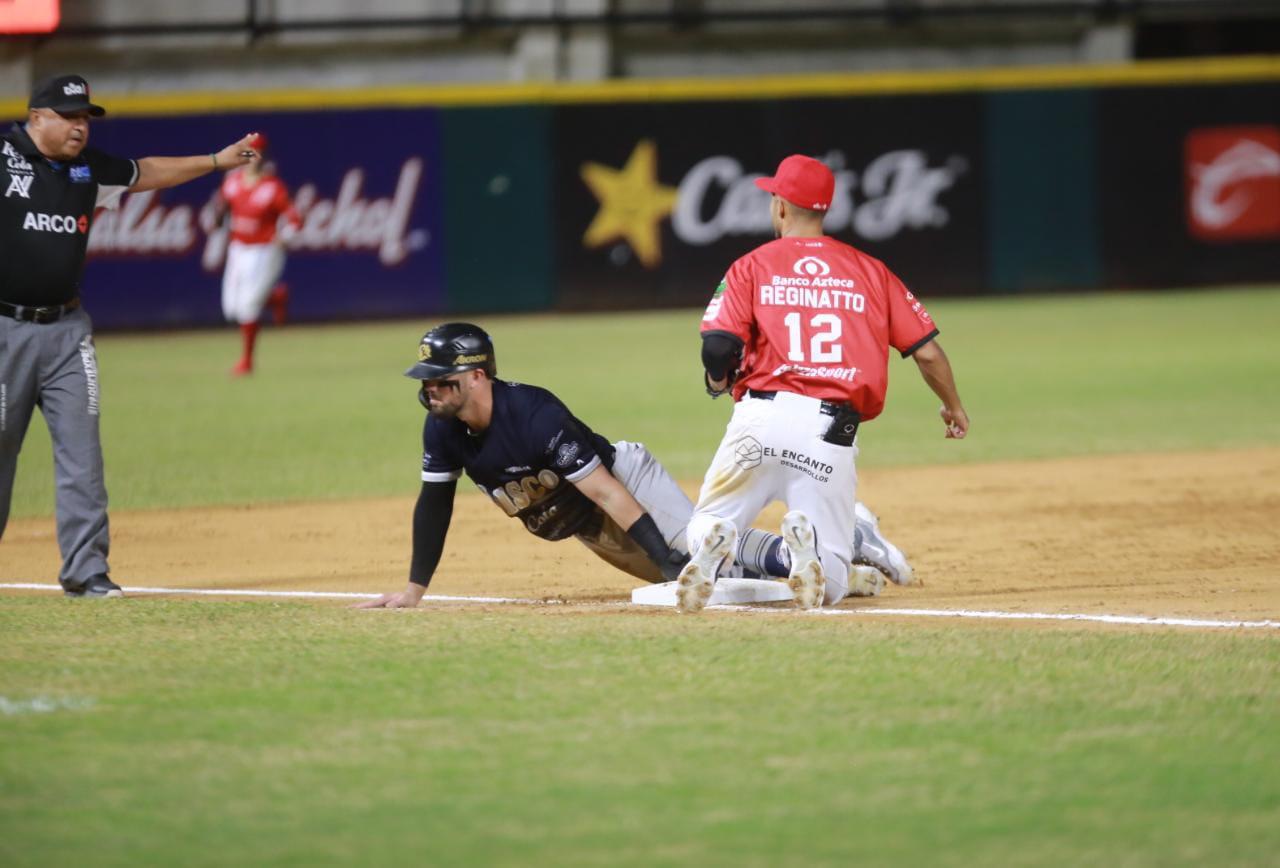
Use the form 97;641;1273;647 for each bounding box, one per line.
5;447;1279;624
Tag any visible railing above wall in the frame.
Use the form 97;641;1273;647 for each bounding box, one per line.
8;0;1278;41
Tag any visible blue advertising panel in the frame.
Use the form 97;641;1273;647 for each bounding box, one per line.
82;108;444;329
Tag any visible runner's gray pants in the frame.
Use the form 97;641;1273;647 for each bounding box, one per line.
0;308;111;588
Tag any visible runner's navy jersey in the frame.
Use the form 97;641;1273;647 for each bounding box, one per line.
421;379;616;541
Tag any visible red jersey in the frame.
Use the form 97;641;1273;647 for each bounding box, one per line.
219;168;300;245
701;236;938;421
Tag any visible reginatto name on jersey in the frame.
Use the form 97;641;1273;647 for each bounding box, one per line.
700;236;938;419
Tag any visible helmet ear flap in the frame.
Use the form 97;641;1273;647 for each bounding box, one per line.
418;383;430;409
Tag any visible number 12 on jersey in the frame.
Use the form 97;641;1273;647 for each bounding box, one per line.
784;312;843;363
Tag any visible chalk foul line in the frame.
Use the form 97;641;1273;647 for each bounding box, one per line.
1;583;1276;630
806;606;1280;630
0;582;539;605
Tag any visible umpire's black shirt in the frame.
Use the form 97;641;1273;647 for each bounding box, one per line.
1;122;137;306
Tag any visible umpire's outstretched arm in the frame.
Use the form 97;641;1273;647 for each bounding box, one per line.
131;133;262;192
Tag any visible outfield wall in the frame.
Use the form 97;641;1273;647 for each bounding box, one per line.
6;58;1277;328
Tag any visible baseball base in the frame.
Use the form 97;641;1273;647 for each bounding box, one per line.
631;577;794;607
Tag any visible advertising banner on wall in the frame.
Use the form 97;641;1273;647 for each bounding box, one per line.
1098;84;1280;288
551;95;986;311
81;108;444;329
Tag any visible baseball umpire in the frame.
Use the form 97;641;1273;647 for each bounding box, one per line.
358;323;913;608
0;73;261;598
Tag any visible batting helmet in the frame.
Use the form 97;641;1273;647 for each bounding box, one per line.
404;322;497;381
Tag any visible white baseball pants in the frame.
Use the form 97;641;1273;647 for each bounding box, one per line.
221;240;285;325
687;392;858;604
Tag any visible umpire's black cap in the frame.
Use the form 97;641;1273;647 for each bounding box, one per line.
28;74;106;117
405;322;497;380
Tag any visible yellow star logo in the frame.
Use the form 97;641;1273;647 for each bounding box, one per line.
580;139;679;269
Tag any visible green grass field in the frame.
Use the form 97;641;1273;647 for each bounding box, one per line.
4;287;1280;866
3;602;1279;868
9;286;1280;517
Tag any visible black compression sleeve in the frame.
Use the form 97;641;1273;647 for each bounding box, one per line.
701;331;744;381
409;480;457;588
626;512;671;567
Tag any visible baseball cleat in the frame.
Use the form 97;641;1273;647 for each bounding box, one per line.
64;575;124;599
781;511;825;610
847;565;885;598
676;520;736;614
853;503;914;586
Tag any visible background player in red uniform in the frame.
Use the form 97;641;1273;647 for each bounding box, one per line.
678;154;970;613
212;132;301;376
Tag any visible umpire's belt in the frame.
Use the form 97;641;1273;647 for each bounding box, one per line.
0;297;81;324
747;389;861;447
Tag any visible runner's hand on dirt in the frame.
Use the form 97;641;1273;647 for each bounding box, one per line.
353;585;426;609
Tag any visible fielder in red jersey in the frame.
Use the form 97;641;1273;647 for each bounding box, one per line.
676;154;970;613
213;132;301;376
703;235;939;420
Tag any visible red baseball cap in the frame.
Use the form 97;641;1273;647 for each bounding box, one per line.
248;132;269;153
754;154;835;212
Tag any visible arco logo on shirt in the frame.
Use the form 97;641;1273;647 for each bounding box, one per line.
22;211;88;234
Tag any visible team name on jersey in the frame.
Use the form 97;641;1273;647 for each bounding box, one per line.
760;284;865;312
484;469;562;517
23;211;88;234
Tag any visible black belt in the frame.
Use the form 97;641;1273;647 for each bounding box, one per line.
0;297;81;324
747;389;855;418
746;388;861;446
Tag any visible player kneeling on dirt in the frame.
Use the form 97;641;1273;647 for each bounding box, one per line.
358;323;911;608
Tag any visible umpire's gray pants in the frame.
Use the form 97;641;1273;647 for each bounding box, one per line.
0;308;111;587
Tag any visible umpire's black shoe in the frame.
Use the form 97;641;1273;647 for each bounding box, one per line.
64;576;125;598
